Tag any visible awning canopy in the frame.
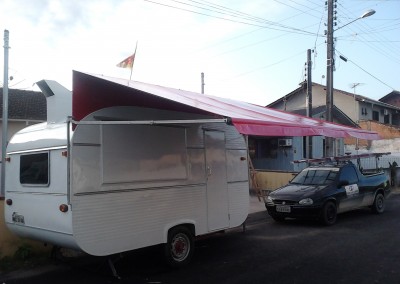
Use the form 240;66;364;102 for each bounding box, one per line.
72;71;380;140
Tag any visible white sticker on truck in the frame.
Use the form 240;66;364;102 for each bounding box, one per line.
345;184;359;196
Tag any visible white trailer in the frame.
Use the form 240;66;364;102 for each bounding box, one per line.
4;71;380;269
4;82;249;268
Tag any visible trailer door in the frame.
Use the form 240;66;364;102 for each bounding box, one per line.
205;130;229;231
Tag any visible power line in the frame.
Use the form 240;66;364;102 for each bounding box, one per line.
336;3;400;64
217;43;324;81
144;0;321;36
336;49;396;91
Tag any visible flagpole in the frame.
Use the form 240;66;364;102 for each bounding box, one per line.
116;41;138;81
1;30;10;197
129;41;138;81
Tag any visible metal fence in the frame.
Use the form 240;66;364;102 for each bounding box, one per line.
349;156;400;171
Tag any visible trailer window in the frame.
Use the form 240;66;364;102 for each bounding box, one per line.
20;152;49;185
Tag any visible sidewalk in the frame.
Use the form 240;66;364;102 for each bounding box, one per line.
389;185;400;195
249;193;267;214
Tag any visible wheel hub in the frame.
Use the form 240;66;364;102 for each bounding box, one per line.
171;234;189;261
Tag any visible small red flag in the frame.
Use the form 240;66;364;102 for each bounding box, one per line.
117;42;138;69
116;53;135;69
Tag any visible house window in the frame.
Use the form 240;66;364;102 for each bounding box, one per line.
20;152;49;185
372;111;379;122
361;108;368;116
393;113;400;126
303;137;312;159
250;138;278;159
384;114;390;124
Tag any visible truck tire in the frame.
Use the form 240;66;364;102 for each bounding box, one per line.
320;201;337;226
371;192;385;214
164;226;194;268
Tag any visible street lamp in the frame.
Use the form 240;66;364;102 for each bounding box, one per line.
325;2;375;157
336;9;376;31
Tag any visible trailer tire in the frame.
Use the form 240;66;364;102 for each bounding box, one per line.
164;226;194;268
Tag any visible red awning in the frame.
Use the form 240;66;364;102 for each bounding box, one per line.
72;71;380;140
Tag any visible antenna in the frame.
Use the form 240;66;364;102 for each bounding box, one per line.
349;83;364;94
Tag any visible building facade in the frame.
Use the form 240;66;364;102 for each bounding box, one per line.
268;82;400;127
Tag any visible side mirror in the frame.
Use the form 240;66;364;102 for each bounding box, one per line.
338;180;349;188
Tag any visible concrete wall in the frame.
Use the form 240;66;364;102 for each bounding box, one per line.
254;170;296;191
345;120;400;149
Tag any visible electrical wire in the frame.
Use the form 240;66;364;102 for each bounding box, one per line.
272;0;322;20
218;42;325;82
144;0;321;36
336;2;400;64
336;49;396;91
143;0;397;97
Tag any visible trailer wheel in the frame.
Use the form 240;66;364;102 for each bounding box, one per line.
164;226;194;268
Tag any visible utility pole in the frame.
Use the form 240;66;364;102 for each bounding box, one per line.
306;49;312;118
350;83;363;151
306;49;313;159
201;72;205;94
324;3;374;157
325;0;335;157
1;30;10;197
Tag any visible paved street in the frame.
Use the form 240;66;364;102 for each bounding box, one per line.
2;191;400;284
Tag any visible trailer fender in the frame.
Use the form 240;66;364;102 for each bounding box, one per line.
163;220;196;243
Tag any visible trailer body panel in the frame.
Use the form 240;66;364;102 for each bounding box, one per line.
5;106;249;256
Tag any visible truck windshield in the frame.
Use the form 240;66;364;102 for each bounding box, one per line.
291;169;338;185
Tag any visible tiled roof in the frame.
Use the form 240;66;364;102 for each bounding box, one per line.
0;88;46;121
267;82;399;109
289;105;359;128
379;90;400;103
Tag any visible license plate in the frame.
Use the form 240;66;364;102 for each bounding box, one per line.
276;205;291;213
12;212;25;224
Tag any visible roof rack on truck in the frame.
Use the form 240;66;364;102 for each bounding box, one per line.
293;152;391;166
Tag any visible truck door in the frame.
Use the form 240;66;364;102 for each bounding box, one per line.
204;130;229;231
337;165;363;212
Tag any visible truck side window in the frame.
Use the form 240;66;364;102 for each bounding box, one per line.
20;152;49;185
339;166;358;184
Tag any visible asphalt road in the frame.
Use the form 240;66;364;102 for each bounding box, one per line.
3;192;400;284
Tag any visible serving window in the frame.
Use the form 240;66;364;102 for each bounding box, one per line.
102;125;188;184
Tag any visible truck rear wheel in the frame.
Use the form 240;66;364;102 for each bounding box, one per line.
164;226;194;268
371;192;385;214
321;201;337;226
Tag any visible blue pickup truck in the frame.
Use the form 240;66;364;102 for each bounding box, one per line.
265;161;390;225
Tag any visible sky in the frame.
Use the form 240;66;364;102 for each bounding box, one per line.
0;0;399;107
